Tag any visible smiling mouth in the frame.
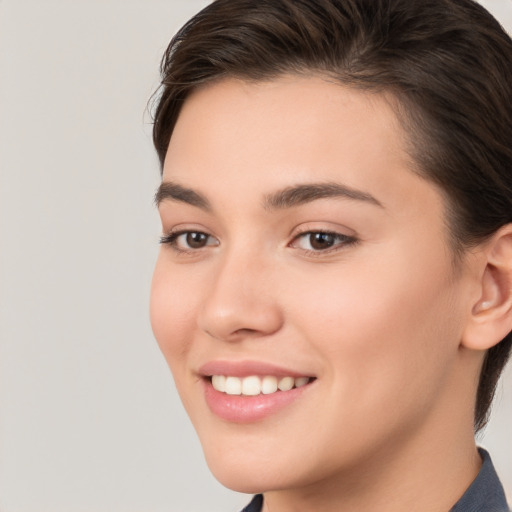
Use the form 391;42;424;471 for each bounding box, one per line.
209;375;314;396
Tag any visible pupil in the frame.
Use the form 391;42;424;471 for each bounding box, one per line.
186;232;207;248
310;233;334;250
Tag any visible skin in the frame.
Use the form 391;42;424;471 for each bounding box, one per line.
151;76;496;511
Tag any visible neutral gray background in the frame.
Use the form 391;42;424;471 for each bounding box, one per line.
0;1;510;511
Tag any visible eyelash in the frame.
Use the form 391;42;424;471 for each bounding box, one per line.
159;229;358;255
159;230;219;253
289;230;358;256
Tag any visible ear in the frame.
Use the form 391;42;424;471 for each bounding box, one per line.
462;224;512;351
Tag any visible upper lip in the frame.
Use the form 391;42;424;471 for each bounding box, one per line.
198;360;314;379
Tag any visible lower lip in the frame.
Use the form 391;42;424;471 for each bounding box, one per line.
203;379;312;423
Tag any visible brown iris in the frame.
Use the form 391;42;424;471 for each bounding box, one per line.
186;232;209;248
309;232;336;250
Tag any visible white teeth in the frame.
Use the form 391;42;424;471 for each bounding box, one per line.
211;375;311;395
225;376;242;395
211;375;226;393
261;376;278;394
294;376;309;388
278;376;294;391
242;376;261;396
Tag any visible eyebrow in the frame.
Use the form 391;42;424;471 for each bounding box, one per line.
155;181;383;211
155;181;211;211
263;182;383;210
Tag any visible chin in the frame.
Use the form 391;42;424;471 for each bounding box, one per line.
199;436;299;494
205;457;292;494
210;469;270;495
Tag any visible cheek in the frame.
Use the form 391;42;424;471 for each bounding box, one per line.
149;256;201;368
286;248;462;408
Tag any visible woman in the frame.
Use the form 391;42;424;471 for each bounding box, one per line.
150;0;512;510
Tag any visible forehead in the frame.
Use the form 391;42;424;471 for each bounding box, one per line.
164;76;425;208
168;76;405;157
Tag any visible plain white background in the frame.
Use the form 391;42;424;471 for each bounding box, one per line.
0;1;510;511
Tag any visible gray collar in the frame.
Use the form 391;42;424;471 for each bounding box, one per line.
450;448;510;512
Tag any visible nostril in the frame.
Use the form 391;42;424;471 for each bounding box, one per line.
233;328;259;336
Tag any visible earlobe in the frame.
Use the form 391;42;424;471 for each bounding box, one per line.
462;225;512;351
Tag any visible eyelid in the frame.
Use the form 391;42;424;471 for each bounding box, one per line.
159;223;357;256
289;227;358;255
159;226;219;253
289;220;356;238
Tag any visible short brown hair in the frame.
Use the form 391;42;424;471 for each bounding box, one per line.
152;0;512;431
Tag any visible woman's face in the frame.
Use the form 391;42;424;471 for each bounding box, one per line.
151;76;477;493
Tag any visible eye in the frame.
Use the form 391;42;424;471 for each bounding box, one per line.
160;230;219;251
291;231;357;252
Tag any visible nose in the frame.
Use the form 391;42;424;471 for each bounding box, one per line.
197;249;284;342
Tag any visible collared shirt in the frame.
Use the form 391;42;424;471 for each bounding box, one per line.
450;449;510;512
241;449;510;512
